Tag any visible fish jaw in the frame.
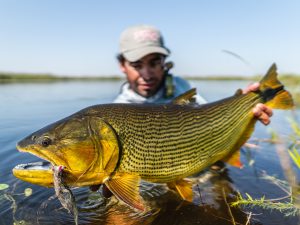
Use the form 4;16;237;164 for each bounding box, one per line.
13;139;63;187
13;162;54;187
14;138;110;187
13;161;110;187
16;139;66;170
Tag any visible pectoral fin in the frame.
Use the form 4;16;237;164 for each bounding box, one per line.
105;173;145;211
167;179;193;202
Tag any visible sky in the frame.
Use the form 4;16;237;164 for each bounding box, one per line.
0;0;299;77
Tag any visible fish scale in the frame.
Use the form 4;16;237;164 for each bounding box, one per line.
76;92;262;183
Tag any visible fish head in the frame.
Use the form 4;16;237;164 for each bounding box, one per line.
13;115;120;187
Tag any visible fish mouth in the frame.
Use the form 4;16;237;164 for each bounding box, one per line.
13;146;108;188
14;161;52;171
13;159;107;188
13;142;57;187
14;134;110;187
13;161;55;187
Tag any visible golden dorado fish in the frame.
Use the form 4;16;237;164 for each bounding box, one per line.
13;64;294;211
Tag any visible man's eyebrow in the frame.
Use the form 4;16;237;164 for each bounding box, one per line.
130;60;142;64
130;55;162;65
149;56;163;61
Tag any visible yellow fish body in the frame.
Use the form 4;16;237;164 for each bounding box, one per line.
13;64;294;211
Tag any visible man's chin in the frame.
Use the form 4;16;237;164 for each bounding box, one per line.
139;89;156;98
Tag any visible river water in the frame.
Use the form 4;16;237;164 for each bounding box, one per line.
0;80;299;225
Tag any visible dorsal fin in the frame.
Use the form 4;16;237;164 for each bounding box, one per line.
234;88;243;96
172;88;197;105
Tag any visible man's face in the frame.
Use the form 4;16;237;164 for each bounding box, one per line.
120;53;165;97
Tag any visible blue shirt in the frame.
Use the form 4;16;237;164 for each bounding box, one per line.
113;75;207;104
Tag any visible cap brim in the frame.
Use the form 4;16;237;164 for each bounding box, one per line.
123;46;170;62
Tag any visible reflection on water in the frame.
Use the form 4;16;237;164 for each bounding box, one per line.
1;169;260;225
0;80;299;225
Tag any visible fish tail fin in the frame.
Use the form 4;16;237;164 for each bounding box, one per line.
259;63;282;90
259;63;294;109
265;91;294;109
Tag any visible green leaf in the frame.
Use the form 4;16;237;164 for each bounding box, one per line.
287;118;300;137
24;188;32;197
0;184;9;191
245;193;253;201
288;147;300;168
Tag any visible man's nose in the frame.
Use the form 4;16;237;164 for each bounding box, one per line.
139;66;153;80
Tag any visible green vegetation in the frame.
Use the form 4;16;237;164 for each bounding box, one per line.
0;72;123;83
0;183;33;224
1;71;299;82
0;184;9;191
289;145;300;168
232;192;298;216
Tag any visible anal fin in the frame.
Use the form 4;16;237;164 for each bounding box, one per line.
105;173;145;211
167;179;193;202
223;150;243;168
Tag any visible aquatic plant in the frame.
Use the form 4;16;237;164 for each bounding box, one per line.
287;117;300;172
0;183;33;224
231;192;298;217
0;183;9;191
231;171;300;216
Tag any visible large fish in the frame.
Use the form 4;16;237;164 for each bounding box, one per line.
13;64;294;211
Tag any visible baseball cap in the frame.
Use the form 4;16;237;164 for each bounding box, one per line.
119;25;170;62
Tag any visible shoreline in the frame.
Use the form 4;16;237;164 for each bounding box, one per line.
1;72;299;83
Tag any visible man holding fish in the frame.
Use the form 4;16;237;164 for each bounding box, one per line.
14;24;292;214
114;24;273;125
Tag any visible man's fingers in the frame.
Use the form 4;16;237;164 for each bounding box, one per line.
253;103;273;125
253;107;262;117
243;82;260;94
262;105;273;117
255;103;273;116
259;113;271;125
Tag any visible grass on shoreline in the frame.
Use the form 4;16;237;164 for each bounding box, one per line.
0;73;123;83
1;72;299;82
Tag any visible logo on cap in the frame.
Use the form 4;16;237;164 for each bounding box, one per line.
134;30;160;42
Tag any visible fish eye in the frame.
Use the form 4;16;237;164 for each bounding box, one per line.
41;137;52;147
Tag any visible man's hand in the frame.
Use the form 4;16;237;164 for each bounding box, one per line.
243;82;273;125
